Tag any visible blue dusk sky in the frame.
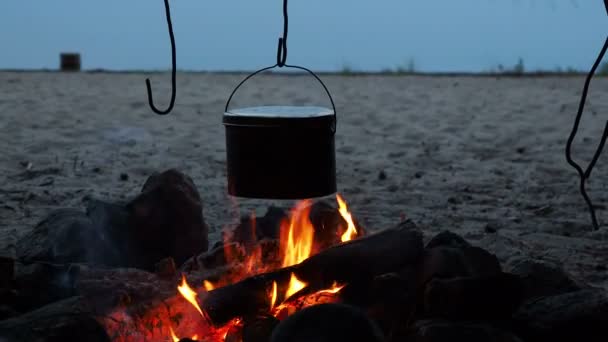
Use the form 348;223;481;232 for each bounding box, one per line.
0;1;606;72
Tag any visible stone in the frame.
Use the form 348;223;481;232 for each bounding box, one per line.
126;169;209;269
230;206;287;247
423;273;524;320
0;256;14;288
243;314;280;342
505;257;581;300
513;289;608;342
0;297;110;342
270;304;385;342
14;262;79;312
408;320;523;342
16;209;116;265
155;257;177;278
419;232;501;287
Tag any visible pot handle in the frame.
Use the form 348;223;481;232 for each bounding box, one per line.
225;64;338;134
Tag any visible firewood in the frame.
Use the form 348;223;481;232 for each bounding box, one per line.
201;222;423;326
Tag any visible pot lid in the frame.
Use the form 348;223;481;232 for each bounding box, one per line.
225;105;333;118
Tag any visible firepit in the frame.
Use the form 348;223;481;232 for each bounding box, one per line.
2;169;608;342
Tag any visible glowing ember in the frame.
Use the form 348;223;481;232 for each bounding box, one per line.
270;281;278;310
281;200;315;267
203;280;215;292
177;275;204;317
337;194;358;242
285;272;308;300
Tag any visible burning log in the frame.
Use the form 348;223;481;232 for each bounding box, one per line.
201;222;423;326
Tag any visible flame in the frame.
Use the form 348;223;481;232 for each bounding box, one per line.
191;335;198;340
203;280;215;292
317;282;345;295
337;194;358;242
281;200;314;267
177;275;204;317
270;281;278;310
169;326;180;342
285;273;307;300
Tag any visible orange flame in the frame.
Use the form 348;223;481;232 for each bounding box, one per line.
281;200;314;268
270;281;278;310
203;280;215;292
337;194;358;242
169;326;180;342
285;273;308;300
317;282;345;295
177;275;204;317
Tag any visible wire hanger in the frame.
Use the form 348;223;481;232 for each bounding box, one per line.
565;1;608;230
145;0;177;115
225;0;338;133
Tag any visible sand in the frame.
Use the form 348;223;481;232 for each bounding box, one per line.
1;71;607;289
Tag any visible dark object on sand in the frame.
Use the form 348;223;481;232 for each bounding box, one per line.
60;53;81;71
270;304;385;342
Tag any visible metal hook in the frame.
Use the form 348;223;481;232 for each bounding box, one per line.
145;0;177;115
276;0;288;67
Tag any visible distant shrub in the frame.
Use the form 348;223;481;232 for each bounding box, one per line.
513;57;525;75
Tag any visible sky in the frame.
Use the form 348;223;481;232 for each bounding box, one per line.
0;1;606;72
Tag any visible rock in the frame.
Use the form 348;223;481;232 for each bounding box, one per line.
426;231;471;250
230;206;287;247
16;198;136;267
16;209;116;265
0;305;18;320
0;297;110;342
75;267;171;313
368;273;418;338
505;257;581;300
423;273;525;320
243;314;280;342
85;199;131;266
270;304;385;342
419;231;501;287
378;170;387;180
155;257;177;278
14;262;79;311
127;169;209;269
408;320;523;342
484;223;498;233
513;289;608;342
0;256;14;288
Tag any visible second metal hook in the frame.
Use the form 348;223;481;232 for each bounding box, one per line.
276;0;289;67
145;0;177;115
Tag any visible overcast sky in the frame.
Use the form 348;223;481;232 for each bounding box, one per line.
0;1;605;72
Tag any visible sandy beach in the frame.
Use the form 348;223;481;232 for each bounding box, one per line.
1;71;607;289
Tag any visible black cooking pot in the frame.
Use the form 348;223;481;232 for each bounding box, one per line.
223;67;337;199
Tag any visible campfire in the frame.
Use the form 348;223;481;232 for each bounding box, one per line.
154;195;360;342
102;193;363;342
